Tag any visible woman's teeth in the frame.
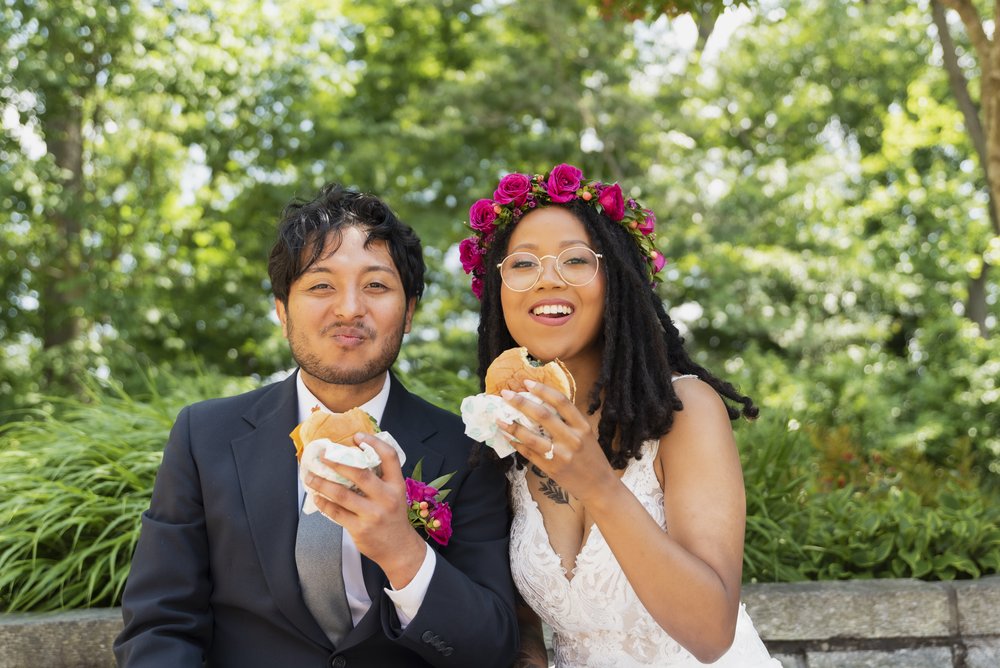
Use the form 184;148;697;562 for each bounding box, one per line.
532;304;573;316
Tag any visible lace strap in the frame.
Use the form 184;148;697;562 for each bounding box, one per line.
671;374;698;382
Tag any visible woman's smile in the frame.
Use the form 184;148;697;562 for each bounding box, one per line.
529;299;576;325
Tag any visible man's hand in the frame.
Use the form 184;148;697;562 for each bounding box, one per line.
305;433;427;589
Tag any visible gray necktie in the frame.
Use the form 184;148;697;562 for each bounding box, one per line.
295;508;353;645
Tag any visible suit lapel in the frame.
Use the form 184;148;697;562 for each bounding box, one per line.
231;373;329;648
380;373;445;482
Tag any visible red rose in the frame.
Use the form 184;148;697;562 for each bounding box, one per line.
458;237;484;275
469;199;498;232
597;183;625;221
546;163;583;203
493;173;532;207
638;209;656;236
652;250;666;274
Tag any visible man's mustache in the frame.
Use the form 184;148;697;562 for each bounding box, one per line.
320;322;376;339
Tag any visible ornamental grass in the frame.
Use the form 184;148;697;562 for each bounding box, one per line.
0;373;254;612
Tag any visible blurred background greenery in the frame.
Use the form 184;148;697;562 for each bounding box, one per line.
2;0;998;610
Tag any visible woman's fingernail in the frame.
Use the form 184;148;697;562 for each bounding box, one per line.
500;389;515;400
524;379;537;389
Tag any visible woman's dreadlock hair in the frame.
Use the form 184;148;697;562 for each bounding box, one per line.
476;199;757;470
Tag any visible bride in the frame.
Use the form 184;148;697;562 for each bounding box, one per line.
460;164;780;667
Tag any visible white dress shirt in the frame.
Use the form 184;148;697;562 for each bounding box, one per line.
295;370;436;628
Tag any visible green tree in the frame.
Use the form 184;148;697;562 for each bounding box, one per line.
2;0;671;410
590;0;998;478
1;0;354;407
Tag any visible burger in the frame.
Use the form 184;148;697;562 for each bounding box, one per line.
484;347;575;401
290;406;380;462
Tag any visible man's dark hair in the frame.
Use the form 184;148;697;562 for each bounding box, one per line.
476;199;757;470
268;183;425;305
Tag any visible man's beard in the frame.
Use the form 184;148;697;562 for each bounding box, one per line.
286;317;406;386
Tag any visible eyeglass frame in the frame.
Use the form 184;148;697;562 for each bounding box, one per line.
495;246;604;292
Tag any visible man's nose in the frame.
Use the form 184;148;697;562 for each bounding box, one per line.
333;287;366;318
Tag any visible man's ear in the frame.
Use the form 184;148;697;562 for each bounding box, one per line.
403;297;416;334
275;298;289;338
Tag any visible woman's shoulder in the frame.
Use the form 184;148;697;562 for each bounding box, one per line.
669;375;731;419
658;376;737;460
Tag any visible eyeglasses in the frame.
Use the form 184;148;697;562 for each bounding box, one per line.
496;246;603;292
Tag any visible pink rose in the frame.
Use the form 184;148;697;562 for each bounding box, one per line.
652;251;666;274
426;503;453;546
469;199;498;232
406;477;439;505
638;210;656;236
493;173;532;206
458;237;484;275
598;183;625;221
546;163;583;203
471;276;484;300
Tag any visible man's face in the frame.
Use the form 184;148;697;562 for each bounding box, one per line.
275;226;414;391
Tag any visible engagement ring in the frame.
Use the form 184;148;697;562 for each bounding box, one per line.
543;442;555;460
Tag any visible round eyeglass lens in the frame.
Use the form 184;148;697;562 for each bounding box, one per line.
555;247;600;286
498;247;600;291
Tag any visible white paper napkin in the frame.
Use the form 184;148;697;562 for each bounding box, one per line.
460;391;543;458
299;432;406;514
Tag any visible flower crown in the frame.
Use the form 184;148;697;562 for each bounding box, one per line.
459;163;665;299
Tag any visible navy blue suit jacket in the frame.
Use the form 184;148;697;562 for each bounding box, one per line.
115;372;517;667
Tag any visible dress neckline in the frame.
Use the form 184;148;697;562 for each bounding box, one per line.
517;441;658;583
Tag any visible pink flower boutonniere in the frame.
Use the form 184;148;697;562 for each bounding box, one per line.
405;459;455;546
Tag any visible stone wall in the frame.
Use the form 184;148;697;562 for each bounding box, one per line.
744;576;1000;667
1;577;997;668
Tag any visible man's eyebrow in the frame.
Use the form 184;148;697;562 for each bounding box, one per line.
304;264;397;274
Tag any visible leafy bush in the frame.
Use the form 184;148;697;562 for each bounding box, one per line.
739;415;1000;583
794;483;1000;580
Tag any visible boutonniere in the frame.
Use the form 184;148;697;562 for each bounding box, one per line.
405;459;455;546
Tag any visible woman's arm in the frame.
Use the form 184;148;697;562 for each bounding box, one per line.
512;596;549;668
500;379;745;664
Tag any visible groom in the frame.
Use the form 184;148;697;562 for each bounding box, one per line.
115;183;518;667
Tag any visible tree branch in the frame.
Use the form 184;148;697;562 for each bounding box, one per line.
937;0;992;70
931;1;988;168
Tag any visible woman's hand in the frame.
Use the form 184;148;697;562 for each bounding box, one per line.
497;379;616;503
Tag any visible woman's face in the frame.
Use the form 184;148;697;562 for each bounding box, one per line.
499;206;605;368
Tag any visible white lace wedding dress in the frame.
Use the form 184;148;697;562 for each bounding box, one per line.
508;434;780;667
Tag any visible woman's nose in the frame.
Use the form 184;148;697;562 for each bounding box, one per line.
535;255;565;288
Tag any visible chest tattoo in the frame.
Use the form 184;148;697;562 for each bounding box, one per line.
531;464;570;506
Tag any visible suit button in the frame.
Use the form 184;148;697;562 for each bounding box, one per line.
331;657;346;668
421;630;435;643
